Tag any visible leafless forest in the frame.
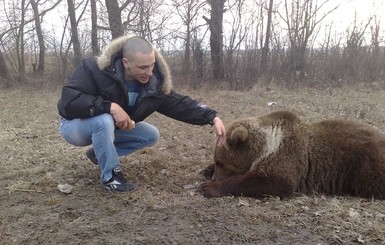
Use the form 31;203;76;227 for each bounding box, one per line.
1;1;385;244
0;0;384;90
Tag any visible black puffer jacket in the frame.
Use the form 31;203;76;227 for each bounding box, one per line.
57;35;217;125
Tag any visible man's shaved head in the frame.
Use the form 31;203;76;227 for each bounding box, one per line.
123;36;154;61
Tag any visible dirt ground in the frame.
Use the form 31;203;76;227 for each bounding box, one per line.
1;81;385;244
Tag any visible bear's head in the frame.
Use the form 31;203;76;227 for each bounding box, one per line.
212;111;299;181
213;118;266;180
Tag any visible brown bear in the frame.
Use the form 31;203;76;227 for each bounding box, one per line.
200;110;385;200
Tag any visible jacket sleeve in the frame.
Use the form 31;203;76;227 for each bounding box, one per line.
58;58;111;119
156;91;217;125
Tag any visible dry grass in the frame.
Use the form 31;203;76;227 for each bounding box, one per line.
1;82;385;244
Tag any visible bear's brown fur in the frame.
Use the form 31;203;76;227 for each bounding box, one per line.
200;110;385;199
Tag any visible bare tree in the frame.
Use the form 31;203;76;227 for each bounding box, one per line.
67;0;82;65
90;0;100;55
58;15;71;77
224;0;252;89
191;32;205;88
137;0;147;37
133;0;169;42
16;0;27;77
278;0;338;78
317;23;344;82
261;0;273;70
0;44;10;80
105;0;123;38
369;16;382;82
104;0;133;39
343;14;372;82
172;0;206;82
0;0;61;78
30;0;45;74
31;0;62;74
204;0;226;80
0;29;13;80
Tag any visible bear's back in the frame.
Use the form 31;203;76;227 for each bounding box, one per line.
303;118;385;198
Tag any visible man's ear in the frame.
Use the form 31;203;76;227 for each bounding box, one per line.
122;57;130;69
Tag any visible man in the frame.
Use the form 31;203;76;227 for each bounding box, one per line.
57;35;226;192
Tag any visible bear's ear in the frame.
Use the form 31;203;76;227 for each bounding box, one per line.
228;126;249;145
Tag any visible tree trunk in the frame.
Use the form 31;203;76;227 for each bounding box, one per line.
90;0;100;55
205;0;225;80
192;39;204;82
183;22;191;82
261;0;273;70
30;0;45;74
0;48;9;80
67;0;82;66
105;0;124;39
16;0;26;77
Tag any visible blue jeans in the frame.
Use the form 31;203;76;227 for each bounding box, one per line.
59;114;160;182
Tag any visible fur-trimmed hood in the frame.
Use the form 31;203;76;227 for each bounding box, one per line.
96;35;172;94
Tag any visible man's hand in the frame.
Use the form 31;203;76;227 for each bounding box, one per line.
213;117;226;145
110;102;135;130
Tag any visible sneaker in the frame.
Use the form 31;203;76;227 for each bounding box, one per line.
101;167;135;192
85;148;98;165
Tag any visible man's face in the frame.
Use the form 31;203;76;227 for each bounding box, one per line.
122;51;156;84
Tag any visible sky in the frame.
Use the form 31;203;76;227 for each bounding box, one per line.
317;0;385;46
331;0;385;29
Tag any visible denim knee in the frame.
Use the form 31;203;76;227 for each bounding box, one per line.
146;125;160;146
92;113;115;134
60;114;116;146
